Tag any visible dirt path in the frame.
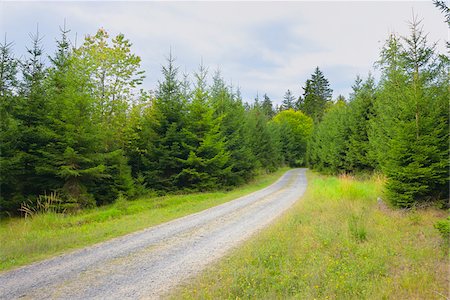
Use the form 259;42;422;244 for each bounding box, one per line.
0;168;307;299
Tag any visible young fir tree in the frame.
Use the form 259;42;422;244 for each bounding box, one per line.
0;37;21;214
308;101;350;173
299;66;333;123
372;17;449;207
45;27;109;208
346;74;377;172
144;53;191;191
247;103;281;172
210;71;256;186
178;64;229;190
12;29;54;201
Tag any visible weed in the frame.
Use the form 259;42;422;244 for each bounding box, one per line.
348;211;368;242
19;192;64;218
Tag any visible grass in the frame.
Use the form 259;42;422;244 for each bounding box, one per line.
174;171;449;299
0;168;289;272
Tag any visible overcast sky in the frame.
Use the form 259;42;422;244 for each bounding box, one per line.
0;1;447;105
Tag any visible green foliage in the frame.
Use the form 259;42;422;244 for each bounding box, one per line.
273;109;313;167
261;93;275;118
142;53;192;191
434;217;450;245
247;105;281;172
309;102;350;173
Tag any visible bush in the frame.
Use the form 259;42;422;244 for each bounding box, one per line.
434;217;450;246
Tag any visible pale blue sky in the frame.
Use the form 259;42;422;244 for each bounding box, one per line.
0;1;447;105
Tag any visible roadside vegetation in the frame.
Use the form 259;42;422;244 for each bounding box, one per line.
174;171;448;299
0;168;288;272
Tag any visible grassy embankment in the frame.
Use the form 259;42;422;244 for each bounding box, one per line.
175;171;448;299
0;168;289;272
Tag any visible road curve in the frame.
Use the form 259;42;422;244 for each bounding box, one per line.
0;168;307;299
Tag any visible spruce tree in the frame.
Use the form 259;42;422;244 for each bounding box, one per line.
261;93;275;118
144;53;191;190
299;67;333;122
281;89;295;111
179;64;229;190
247;104;281;172
13;29;53;200
346;75;377;172
210;71;256;186
372;18;449;207
0;37;21;214
308;101;350;173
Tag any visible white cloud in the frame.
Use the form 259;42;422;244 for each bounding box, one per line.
1;1;447;104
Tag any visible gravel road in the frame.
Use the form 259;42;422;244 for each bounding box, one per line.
0;168;307;299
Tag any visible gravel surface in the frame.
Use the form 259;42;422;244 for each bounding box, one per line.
0;168;307;299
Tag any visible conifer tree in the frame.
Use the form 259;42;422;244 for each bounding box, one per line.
0;37;21;213
247;104;281;172
308;101;350;173
12;29;53;199
179;64;229;190
299;67;333;122
210;71;256;185
372;18;449;207
281;89;295;111
261;93;275;118
144;53;191;190
346;75;377;172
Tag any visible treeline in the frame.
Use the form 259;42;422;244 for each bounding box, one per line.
0;28;313;216
1;13;448;216
308;17;449;208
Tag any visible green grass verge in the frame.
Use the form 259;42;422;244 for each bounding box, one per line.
174;171;448;299
0;168;289;272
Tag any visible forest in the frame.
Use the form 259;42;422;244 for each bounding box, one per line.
0;14;448;217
